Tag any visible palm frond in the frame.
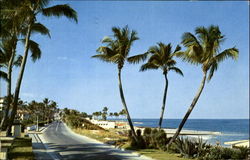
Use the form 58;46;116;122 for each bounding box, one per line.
215;47;239;62
21;39;42;62
30;23;51;38
96;46;116;57
0;70;8;81
13;55;23;67
127;52;148;64
207;61;218;81
42;4;78;23
109;54;124;64
101;36;112;44
173;45;181;53
182;32;202;49
140;63;159;72
169;67;184;76
92;54;112;63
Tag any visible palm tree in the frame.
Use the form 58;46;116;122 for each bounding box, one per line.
92;26;139;141
5;0;77;134
131;42;183;129
119;109;127;121
102;106;108;120
114;112;119;119
0;0;34;129
167;25;239;146
109;112;113;120
0;39;22;130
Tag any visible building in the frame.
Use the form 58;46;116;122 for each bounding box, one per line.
17;110;30;120
0;97;6;111
90;119;128;129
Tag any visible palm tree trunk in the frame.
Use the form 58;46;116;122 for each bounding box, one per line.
6;23;32;135
0;39;17;131
158;73;168;130
167;71;207;147
118;68;138;142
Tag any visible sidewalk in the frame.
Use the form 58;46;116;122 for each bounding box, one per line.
28;125;54;160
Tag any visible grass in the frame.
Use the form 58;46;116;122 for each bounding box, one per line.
72;127;127;143
136;149;192;160
8;137;34;160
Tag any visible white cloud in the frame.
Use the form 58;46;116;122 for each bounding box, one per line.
57;56;68;60
21;92;35;98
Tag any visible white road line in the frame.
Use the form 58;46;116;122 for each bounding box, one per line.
56;121;59;131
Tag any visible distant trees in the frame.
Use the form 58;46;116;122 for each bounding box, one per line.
102;107;108;120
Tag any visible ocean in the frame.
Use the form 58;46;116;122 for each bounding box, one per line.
130;119;249;146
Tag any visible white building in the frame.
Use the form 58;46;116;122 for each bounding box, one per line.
0;98;6;111
90;119;128;129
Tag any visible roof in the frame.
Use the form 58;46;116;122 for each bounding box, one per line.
224;140;249;147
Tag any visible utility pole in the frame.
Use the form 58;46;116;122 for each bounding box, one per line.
36;115;39;132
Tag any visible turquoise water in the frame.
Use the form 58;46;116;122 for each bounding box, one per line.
131;119;249;146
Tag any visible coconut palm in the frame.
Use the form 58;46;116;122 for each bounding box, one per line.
92;26;139;141
167;25;239;146
5;0;77;134
0;35;47;131
131;42;183;129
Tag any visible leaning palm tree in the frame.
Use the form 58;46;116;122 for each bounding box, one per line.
92;26;139;141
167;25;239;146
6;0;77;134
130;42;183;129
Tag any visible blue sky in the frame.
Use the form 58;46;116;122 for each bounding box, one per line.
1;1;249;119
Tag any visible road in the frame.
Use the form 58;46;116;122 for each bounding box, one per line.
36;121;152;160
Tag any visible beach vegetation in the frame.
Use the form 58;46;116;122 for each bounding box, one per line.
173;137;209;158
200;146;249;160
168;25;239;146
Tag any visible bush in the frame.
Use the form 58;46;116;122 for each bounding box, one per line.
173;137;209;159
154;130;167;150
143;127;152;135
232;146;250;159
174;137;197;158
201;146;250;160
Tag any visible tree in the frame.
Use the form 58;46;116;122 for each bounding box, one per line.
102;106;108;120
0;0;48;130
5;0;77;134
167;25;239;146
92;26;139;141
119;109;127;121
113;112;119;119
130;42;183;129
109;112;114;119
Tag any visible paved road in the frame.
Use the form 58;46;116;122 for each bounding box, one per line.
39;121;152;160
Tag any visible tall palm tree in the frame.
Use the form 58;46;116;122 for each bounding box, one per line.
6;0;77;135
92;26;139;141
130;42;183;129
0;36;47;131
167;25;239;146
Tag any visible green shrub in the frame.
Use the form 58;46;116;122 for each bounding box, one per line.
233;146;250;159
201;146;249;160
173;137;209;159
154;130;167;150
136;129;142;136
143;127;152;135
